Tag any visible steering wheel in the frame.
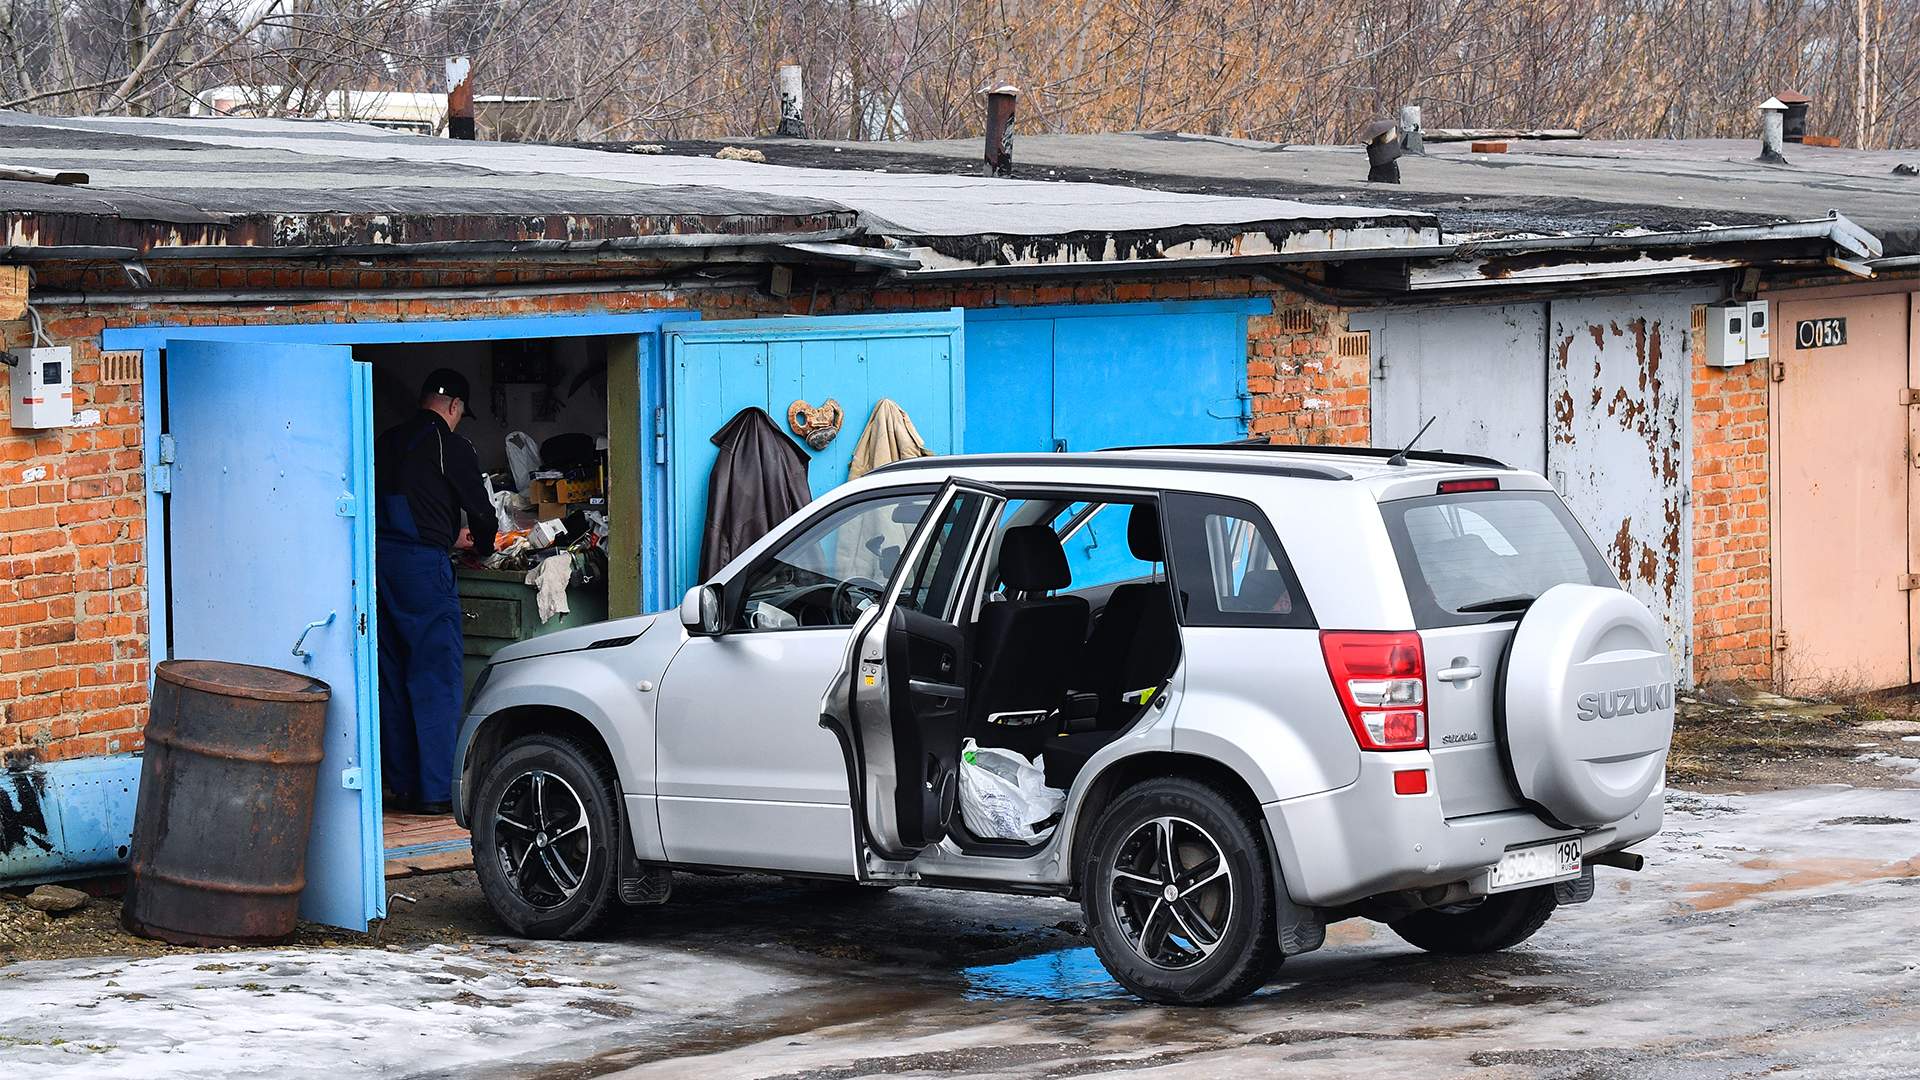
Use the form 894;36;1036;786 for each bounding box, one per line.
832;577;886;623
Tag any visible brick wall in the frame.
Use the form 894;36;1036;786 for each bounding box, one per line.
1;311;150;764
0;261;1351;766
1689;304;1773;686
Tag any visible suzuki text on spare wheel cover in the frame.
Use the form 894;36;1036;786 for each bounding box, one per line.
454;441;1674;1006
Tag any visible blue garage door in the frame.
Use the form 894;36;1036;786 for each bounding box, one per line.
663;312;965;592
965;300;1266;586
964;299;1263;453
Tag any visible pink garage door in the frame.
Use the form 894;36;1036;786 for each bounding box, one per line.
1774;292;1913;693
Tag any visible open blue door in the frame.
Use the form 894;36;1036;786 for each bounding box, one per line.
163;339;381;931
661;311;964;594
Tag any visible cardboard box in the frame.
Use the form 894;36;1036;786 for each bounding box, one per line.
530;476;602;505
536;501;567;522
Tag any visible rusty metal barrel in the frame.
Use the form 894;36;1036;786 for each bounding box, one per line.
123;660;330;946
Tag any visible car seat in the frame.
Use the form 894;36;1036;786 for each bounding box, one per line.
970;525;1090;759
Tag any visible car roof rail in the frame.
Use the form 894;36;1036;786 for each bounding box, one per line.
1100;438;1511;470
869;451;1350;481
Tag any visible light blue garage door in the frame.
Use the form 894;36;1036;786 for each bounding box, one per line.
663;311;965;591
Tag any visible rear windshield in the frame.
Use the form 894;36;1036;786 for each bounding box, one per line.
1380;490;1617;627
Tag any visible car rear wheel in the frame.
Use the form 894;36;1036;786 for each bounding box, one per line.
1080;777;1280;1005
1388;886;1557;955
472;734;623;939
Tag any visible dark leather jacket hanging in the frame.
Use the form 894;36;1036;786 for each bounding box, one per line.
701;407;812;579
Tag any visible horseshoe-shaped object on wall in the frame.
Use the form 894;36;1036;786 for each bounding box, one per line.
787;397;845;450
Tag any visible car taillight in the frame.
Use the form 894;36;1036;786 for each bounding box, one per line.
1437;477;1499;494
1319;630;1428;750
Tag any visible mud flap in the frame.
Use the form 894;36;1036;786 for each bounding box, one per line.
1262;820;1326;956
1552;864;1596;906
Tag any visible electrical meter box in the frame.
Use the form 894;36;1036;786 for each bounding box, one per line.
1744;300;1772;360
1704;304;1749;368
7;346;75;428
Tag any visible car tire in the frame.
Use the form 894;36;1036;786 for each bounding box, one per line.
1388;886;1558;955
472;733;624;940
1080;777;1281;1005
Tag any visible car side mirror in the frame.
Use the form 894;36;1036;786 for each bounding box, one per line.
680;584;726;636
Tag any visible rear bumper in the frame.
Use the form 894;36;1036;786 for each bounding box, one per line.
1263;750;1664;908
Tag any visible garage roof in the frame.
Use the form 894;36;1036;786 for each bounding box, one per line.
0;113;1438;272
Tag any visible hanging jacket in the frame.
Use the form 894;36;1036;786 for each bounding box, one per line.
848;397;933;480
701;407;812;579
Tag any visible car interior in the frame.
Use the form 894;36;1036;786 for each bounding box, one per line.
960;496;1184;829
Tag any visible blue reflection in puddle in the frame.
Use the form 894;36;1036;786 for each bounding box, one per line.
962;947;1127;1001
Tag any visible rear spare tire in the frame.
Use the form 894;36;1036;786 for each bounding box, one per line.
1500;583;1675;829
1080;778;1280;1005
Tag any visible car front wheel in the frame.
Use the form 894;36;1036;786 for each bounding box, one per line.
1080;777;1281;1005
472;733;623;939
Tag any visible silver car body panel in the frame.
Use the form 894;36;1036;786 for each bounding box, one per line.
456;448;1669;910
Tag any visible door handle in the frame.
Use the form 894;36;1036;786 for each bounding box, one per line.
1435;664;1483;685
907;678;967;701
291;611;337;661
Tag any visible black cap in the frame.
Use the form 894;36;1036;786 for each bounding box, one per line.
421;368;470;405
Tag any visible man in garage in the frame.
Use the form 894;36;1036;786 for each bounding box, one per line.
376;368;497;815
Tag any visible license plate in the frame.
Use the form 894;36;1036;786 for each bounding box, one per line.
1483;838;1583;893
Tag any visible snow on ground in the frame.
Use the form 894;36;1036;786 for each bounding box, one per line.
0;937;808;1078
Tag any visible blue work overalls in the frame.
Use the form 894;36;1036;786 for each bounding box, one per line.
377;425;465;806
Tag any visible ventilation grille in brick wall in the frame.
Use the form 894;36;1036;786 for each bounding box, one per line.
1336;332;1371;358
1691;305;1707;335
99;350;142;385
1278;307;1315;333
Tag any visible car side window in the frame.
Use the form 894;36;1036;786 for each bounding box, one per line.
734;491;932;630
1162;492;1314;629
1056;502;1160;592
897;488;994;619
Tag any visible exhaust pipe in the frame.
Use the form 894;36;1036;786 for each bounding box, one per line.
1757;97;1788;164
1588;849;1645;872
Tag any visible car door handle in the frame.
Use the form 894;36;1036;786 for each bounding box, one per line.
908;678;967;701
1435;665;1483;685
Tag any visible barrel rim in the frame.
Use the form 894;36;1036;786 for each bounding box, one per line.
156;659;332;703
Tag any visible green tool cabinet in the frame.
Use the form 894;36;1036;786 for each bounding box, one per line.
457;567;609;696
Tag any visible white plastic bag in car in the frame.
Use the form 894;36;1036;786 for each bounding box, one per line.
958;738;1065;842
505;431;541;493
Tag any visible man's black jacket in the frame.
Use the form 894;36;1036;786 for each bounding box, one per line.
376;409;497;556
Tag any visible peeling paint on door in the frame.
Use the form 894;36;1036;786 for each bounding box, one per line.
1548;291;1711;682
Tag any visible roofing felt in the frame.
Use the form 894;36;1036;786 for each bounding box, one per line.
654;131;1920;257
0;113;1437;263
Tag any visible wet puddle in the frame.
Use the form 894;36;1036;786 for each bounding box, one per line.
1679;854;1920;911
961;946;1127;1001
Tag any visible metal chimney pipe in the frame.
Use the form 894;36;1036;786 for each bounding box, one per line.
445;56;475;140
1757;97;1788;164
1398;104;1424;154
775;62;808;138
1361;119;1403;183
983;84;1019;178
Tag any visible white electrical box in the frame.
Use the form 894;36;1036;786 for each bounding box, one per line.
7;346;75;428
1704;304;1749;368
1744;300;1771;360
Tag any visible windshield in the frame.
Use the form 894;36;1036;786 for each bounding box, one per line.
1380;490;1616;627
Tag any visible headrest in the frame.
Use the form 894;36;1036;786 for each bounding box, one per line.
1000;525;1071;593
1127;504;1163;562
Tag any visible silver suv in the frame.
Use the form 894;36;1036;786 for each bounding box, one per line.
455;445;1674;1005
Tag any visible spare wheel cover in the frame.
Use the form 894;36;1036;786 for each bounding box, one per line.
1500;583;1675;829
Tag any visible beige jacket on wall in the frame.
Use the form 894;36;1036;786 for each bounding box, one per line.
848;398;932;480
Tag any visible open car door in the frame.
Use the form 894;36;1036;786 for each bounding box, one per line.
822;479;1004;865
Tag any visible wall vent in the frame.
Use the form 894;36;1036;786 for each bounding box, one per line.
1691;305;1708;334
1336;332;1371;358
99;351;142;385
1279;307;1315;333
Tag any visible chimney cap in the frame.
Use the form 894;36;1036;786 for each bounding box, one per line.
979;83;1021;97
1359;119;1401;146
1758;96;1788;112
1774;90;1811;105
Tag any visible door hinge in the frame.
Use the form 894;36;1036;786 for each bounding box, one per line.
335;492;356;517
340;767;364;791
1902;389;1920;405
652;407;667;465
1774;629;1790;651
357;611;368;635
1900;574;1920;592
152;433;176;494
1771;361;1787;382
